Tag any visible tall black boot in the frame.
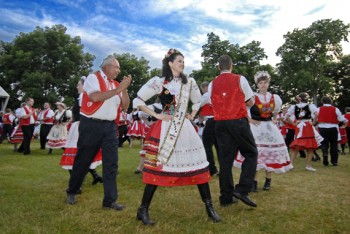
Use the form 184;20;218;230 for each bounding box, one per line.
323;156;329;166
89;169;103;185
197;183;221;223
137;184;157;225
263;178;271;191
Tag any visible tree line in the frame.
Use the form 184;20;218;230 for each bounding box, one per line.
0;19;349;111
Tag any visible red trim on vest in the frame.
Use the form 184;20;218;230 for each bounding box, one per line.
255;94;275;118
211;73;247;120
200;103;214;116
318;106;338;124
3;113;12;124
344;113;350;122
43;109;54;124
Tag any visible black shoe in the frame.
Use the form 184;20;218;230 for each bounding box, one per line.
23;152;30;155
134;169;142;174
92;176;103;185
233;192;257;207
323;160;329;166
263;178;271;191
137;206;155;225
220;196;238;207
102;202;125;211
332;163;338;166
66;194;77;205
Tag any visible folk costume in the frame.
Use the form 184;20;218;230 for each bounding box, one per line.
234;93;292;173
46;107;71;149
66;69;124;208
0;112;15;144
288;103;323;150
117;110;130;147
60;93;103;184
127;111;145;139
316;104;348;165
38;107;54;149
133;76;210;186
208;72;258;206
17;104;37;155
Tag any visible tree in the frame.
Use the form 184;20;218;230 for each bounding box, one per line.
192;32;268;85
325;55;350;111
0;24;95;109
276;19;350;104
114;53;151;107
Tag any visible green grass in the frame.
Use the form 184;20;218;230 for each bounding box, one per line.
0;140;350;234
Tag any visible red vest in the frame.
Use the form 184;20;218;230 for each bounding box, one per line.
200;103;214;116
318;106;338;124
344;113;350;122
80;71;121;122
3;113;12;124
255;94;275;119
42;109;54;124
211;73;247;120
20;106;37;126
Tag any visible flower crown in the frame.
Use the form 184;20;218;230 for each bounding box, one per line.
254;71;271;83
165;48;181;58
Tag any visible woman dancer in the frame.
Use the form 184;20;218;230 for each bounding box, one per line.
133;48;220;225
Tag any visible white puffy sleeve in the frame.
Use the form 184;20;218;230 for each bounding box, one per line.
189;77;201;111
65;110;72;119
133;76;164;108
273;94;283;113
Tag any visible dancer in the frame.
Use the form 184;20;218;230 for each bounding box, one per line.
134;48;220;225
234;71;292;192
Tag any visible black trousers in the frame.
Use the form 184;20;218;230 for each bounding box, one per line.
215;118;257;202
18;124;34;154
319;127;339;164
39;124;53;149
202;118;219;173
67;116;119;205
0;124;13;143
346;127;350;150
284;128;306;157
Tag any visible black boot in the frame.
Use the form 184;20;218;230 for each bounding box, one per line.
48;149;53;154
323;156;329;166
251;180;258;192
197;183;221;223
263;178;271;191
89;169;103;185
137;184;157;225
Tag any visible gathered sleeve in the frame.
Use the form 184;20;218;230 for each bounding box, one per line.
189;78;201;111
273;94;283;113
133;76;164;108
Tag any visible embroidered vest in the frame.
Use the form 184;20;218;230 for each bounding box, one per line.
295;105;311;120
211;73;247;120
20;106;37;125
200;103;214;116
318;106;338;124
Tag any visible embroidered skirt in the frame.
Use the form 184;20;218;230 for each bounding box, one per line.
60;121;102;170
234;121;293;173
142;119;210;186
46;124;68;149
127;120;145;138
10;125;23;144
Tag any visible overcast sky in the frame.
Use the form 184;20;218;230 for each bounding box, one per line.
1;0;349;74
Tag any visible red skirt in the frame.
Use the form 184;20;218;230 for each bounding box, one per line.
339;128;348;144
142;120;210;186
10;125;23;144
290;122;319;150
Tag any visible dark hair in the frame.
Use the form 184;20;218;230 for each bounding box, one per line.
297;92;309;103
345;107;350;113
200;81;209;89
321;96;332;104
218;55;232;71
162;51;187;84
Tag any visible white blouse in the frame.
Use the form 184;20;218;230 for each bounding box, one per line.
133;76;201;111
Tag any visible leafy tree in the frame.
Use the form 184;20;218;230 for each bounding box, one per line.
192;32;268;85
0;24;95;109
114;53;151;108
325;55;350;111
276;19;350;104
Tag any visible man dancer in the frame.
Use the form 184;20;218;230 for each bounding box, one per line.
66;55;131;211
209;55;258;207
38;102;54;149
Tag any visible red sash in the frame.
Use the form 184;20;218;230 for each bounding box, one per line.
42;109;54;124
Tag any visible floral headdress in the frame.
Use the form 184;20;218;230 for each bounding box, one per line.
254;71;271;84
165;48;181;58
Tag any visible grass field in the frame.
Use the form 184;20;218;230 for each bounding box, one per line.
0;139;349;234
